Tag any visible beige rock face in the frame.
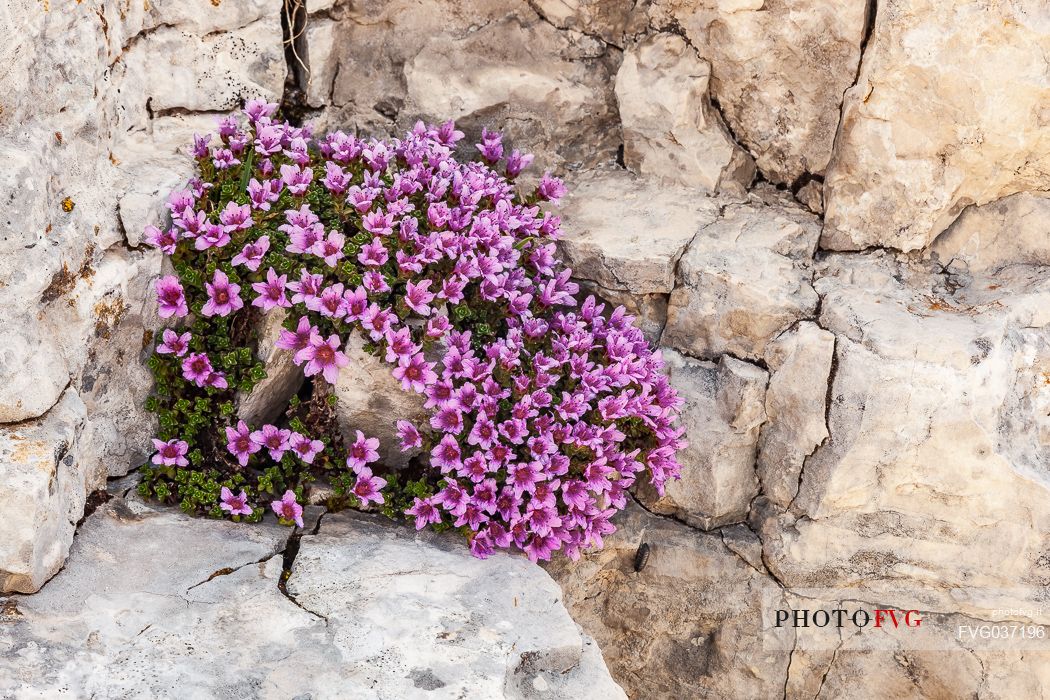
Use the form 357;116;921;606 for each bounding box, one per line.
757;321;835;508
649;0;868;184
333;334;428;467
530;0;646;46
616;33;754;193
0;391;86;594
822;0;1050;252
757;253;1050;619
546;504;792;699
323;1;621;171
0;0;286;592
556;168;726;339
662;194;821;361
0;500;625;698
238;309;305;426
637;351;767;529
930;191;1050;274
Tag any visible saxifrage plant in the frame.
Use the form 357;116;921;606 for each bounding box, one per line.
139;99;685;561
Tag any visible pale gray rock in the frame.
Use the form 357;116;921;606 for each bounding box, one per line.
323;1;620;171
662;197;821;361
239;309;305;426
0;390;86;594
822;0;1050;251
546;503;792;699
649;0;868;184
616;33;754;193
557;168;724;295
757;253;1050;620
637;351;767;529
930;191;1050;274
529;0;646;46
333;333;428;467
0;501;625;698
0;315;70;424
757;321;835;508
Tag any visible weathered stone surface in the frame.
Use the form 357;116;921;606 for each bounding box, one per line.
930;191;1050;274
547;504;791;699
0;0;286;591
0;391;86;594
637;351;767;529
822;0;1050;252
0;500;624;698
0;315;70;424
334;334;428;467
757;252;1050;619
649;0;868;184
530;0;646;46
558;168;724;294
323;1;621;171
662;195;821;361
756;321;835;508
239;309;306;426
616;33;754;193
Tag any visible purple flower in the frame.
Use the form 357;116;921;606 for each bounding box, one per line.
505;149;533;178
297;334;349;383
219;201;253;232
202;270;243;317
182;352;214;387
232;235;270;271
275;316;318;355
407;497;442;529
248;178;281;211
271;490;304;528
536;172;567;203
404;279;435;316
194;223;231;251
156;329;191;356
358;237;389;266
475;128;503;164
392;353;437;394
396;420;423;451
225;420;261;467
144;225;179;255
346;430;380;472
351;468;387;506
220;487;253;516
151;438;189;467
430;434;462;473
251;268;291;311
312;230;346;268
155;276;188;318
280;164;313;195
290;431;325;463
250;424;292;461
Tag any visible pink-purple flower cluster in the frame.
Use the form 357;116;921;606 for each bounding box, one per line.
144;99;684;559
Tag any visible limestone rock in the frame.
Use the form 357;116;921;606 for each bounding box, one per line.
662;197;821;361
615;33;754;193
636;351;767;529
0;390;86;594
757;252;1050;619
757;321;835;508
546;503;791;699
325;1;621;171
238;309;305;427
333;334;428;467
558;169;724;294
529;0;646;46
822;0;1050;252
0;316;70;424
0;501;625;698
649;0;868;184
930;191;1050;274
290;513;627;698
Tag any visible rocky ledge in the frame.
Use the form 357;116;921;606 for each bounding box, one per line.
0;492;623;699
